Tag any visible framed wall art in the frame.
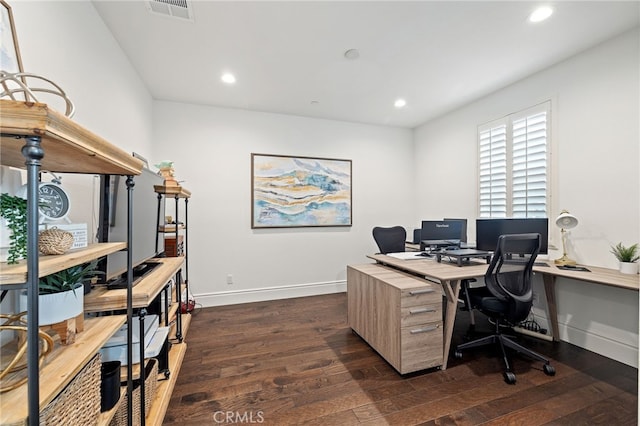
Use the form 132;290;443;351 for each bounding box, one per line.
251;153;352;228
0;0;24;74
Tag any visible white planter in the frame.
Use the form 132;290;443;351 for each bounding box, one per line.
20;288;84;325
619;262;639;275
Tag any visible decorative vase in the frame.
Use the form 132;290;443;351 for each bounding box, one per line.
619;262;639;275
20;288;84;325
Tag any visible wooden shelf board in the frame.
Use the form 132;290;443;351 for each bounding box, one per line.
84;257;184;312
0;242;127;286
146;342;187;426
0;100;144;175
153;185;191;198
0;315;126;425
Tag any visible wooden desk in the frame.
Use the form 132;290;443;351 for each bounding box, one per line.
366;254;489;369
533;263;639;341
364;254;639;368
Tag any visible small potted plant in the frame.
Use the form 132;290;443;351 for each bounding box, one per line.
610;242;639;274
0;193;27;264
21;259;104;325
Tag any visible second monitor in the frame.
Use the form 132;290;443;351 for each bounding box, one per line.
420;220;463;250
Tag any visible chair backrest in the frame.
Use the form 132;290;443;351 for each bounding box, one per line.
484;233;540;323
372;226;407;254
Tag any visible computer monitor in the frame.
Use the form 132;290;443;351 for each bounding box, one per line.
420;220;463;250
475;218;549;254
443;218;467;243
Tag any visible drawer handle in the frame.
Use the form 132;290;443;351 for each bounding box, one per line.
410;325;440;334
409;307;437;315
409;289;435;295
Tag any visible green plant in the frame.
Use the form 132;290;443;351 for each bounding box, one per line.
39;259;104;295
0;193;28;264
610;242;639;263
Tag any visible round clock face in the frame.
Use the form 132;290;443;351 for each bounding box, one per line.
38;183;70;220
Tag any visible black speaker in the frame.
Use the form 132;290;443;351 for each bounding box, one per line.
412;229;421;244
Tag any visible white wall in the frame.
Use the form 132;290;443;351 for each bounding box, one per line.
9;1;154;229
152;102;414;305
413;29;640;366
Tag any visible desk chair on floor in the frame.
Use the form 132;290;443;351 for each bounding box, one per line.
372;226;406;254
454;233;555;384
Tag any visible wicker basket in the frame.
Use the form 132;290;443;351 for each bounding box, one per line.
40;353;101;426
110;358;158;426
39;227;74;255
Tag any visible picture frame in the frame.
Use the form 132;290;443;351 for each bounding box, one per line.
251;153;352;228
0;0;25;74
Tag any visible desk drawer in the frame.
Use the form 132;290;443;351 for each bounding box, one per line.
400;321;443;373
401;303;441;327
401;285;441;307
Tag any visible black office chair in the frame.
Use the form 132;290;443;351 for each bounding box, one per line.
372;226;406;254
454;233;555;384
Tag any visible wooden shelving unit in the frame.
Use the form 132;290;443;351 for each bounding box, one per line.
1;100;193;426
0;99;144;425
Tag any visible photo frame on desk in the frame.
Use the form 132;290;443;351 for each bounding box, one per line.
251;153;352;228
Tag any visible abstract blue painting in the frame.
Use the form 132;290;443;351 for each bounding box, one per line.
251;153;352;228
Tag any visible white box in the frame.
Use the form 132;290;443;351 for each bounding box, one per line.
100;315;162;365
39;223;88;249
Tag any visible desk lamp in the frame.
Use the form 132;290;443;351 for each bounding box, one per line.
554;210;578;265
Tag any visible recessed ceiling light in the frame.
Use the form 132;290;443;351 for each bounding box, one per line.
310;100;320;105
394;98;407;108
221;73;236;84
529;6;553;23
344;49;360;60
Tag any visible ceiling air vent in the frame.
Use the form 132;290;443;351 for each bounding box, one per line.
146;0;194;21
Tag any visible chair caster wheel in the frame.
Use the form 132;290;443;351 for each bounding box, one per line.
504;371;516;384
454;351;463;359
543;364;555;376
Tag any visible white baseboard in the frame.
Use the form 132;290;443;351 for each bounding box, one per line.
194;280;347;307
531;307;638;368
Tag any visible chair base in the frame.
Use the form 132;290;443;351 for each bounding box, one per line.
454;320;555;384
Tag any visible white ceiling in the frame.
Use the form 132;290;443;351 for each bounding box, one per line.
92;1;639;128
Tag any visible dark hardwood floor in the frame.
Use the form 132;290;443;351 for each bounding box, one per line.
164;293;637;425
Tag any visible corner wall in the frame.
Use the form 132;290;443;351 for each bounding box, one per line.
413;29;639;366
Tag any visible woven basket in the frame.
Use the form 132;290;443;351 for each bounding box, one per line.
39;227;74;255
110;358;158;426
40;353;101;426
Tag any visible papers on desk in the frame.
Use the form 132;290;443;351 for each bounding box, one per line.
386;252;428;260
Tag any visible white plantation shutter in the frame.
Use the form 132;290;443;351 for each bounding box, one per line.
479;124;508;218
478;102;550;218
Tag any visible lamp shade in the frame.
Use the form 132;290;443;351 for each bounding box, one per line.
555;210;578;230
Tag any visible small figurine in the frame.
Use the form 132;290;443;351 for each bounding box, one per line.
155;160;179;186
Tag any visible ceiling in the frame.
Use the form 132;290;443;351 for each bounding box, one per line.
92;1;639;129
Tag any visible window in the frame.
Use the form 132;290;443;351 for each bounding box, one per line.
478;102;550;218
